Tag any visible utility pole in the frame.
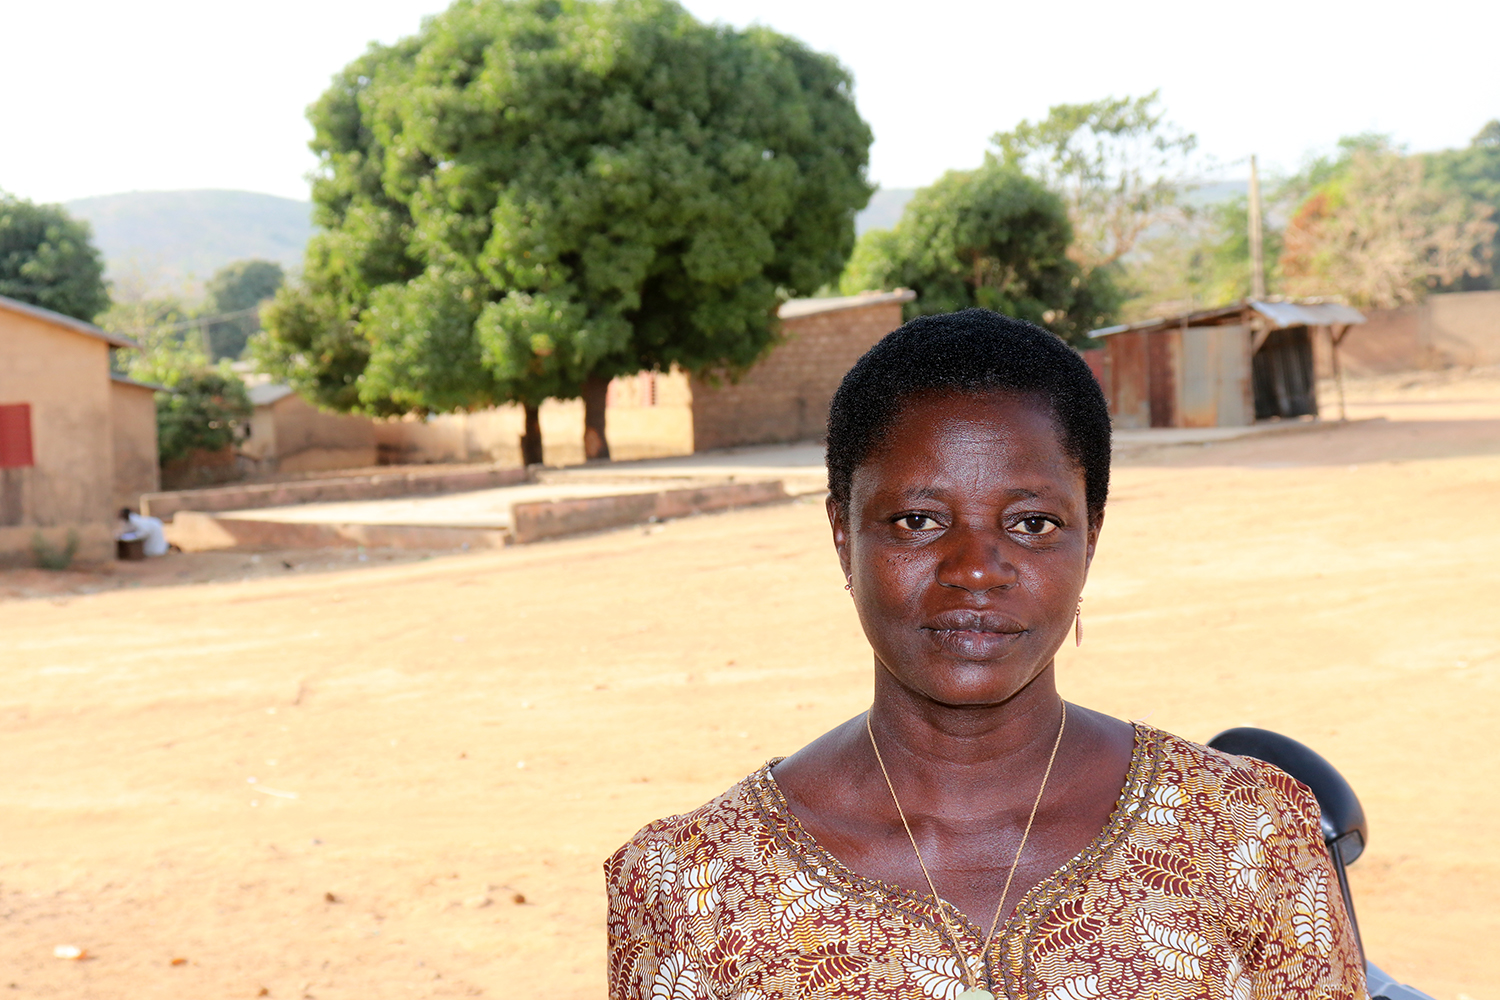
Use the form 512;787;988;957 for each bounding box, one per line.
1248;154;1266;300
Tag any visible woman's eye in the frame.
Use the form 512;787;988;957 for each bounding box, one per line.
897;514;938;531
1015;516;1058;536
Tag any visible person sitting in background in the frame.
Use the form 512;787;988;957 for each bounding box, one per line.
605;309;1366;1000
118;507;169;557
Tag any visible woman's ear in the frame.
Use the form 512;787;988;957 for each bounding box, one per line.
826;495;852;583
1084;510;1104;574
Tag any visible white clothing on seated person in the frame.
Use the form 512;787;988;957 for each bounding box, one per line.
122;512;169;557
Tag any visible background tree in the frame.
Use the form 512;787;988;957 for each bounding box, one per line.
155;371;252;465
258;0;872;464
1276;132;1393;206
100;297;206;385
0;192;110;321
990;92;1198;276
1426;120;1500;291
99;297;253;466
840;163;1119;343
1119;194;1283;320
202;259;284;361
1280;144;1496;309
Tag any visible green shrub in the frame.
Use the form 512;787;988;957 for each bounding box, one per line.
156;370;252;465
32;529;79;570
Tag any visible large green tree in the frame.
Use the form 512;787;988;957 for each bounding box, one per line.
203;259;285;361
840;163;1119;344
257;0;871;463
0;193;110;322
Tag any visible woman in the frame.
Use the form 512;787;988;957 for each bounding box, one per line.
607;310;1366;1000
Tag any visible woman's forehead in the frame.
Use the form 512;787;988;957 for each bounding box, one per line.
850;391;1084;499
875;389;1063;455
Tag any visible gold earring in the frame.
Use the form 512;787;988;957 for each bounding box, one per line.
1074;599;1083;646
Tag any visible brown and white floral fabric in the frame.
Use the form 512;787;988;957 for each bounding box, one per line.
606;724;1368;1000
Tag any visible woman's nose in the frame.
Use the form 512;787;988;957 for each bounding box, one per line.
934;525;1017;594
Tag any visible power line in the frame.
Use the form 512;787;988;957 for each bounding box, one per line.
112;305;263;338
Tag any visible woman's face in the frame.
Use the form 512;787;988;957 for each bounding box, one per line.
829;390;1100;708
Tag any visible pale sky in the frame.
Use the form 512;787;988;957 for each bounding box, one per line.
3;0;1495;205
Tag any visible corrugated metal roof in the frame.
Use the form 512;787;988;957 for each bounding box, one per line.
1248;300;1366;327
778;289;915;320
1090;299;1365;338
248;383;296;406
111;374;171;393
0;293;139;348
1090;304;1244;338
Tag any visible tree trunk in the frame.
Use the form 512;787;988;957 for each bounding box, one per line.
520;403;544;466
582;374;611;462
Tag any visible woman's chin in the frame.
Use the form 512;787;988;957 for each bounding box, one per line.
886;661;1049;710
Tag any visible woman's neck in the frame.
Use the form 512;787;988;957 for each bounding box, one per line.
863;660;1067;818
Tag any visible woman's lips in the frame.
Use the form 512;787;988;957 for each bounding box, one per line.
924;627;1023;658
921;611;1026;659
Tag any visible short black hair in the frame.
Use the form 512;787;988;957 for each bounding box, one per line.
826;308;1111;523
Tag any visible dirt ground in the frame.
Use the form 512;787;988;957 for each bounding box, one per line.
2;370;1497;1000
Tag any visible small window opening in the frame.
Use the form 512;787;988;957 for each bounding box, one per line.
0;404;34;468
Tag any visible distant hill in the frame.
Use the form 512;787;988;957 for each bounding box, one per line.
853;181;1249;237
1182;179;1249;208
856;188;915;234
65;190;312;298
65;181;1236;299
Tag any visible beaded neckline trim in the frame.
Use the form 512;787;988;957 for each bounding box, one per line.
745;722;1165;993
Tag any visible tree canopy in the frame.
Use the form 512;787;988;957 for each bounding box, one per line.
840;163;1119;344
155;371;252;465
0;193;110;322
257;0;872;460
991;92;1197;275
99;295;254;468
203;259;285;361
1426;120;1500;291
1280;139;1495;309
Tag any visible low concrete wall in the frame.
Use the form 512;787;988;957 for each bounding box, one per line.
167;512;509;553
275;446;379;475
142;465;532;521
160;445;240;492
1315;290;1500;375
510;480;788;544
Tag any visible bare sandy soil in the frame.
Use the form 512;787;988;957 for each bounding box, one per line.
2;373;1498;1000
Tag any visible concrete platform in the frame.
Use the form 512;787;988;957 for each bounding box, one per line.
166;479;790;552
141;464;531;520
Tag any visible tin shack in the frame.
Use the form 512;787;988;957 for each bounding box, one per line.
1088;300;1366;429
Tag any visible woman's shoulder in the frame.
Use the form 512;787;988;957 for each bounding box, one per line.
1141;724;1324;840
604;763;777;885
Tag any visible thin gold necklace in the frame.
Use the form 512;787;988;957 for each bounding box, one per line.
866;701;1067;1000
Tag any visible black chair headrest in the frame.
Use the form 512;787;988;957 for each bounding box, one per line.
1207;726;1367;862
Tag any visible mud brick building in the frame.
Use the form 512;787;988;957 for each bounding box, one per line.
0;294;159;566
690;290;914;450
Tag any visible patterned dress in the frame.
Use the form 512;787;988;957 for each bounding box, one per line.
606;724;1369;1000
